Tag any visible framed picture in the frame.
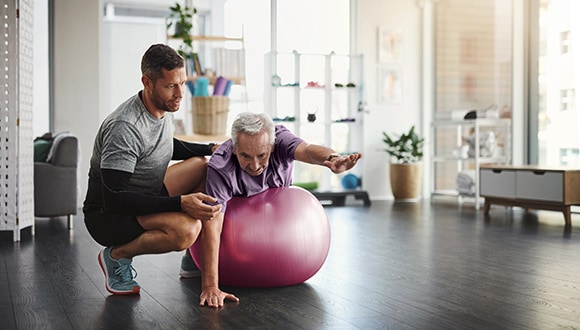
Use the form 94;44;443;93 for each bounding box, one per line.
378;27;403;64
173;119;186;135
378;66;403;104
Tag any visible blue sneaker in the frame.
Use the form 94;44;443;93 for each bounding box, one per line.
98;246;140;295
179;253;201;278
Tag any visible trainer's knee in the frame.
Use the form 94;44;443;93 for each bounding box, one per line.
171;219;202;250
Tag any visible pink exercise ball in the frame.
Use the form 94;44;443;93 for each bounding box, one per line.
190;186;330;287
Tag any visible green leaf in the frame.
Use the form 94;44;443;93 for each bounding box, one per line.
382;125;424;163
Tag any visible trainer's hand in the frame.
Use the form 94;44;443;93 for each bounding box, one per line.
323;153;362;174
200;287;239;308
181;192;221;221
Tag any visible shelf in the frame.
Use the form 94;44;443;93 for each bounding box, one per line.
187;75;244;85
432;118;511;127
331;119;357;123
432;189;480;197
331;87;358;91
432;156;510;163
193;35;244;43
271;85;359;91
271;84;299;88
167;35;244;43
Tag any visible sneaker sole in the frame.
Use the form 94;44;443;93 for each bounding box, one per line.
179;269;201;278
98;250;140;295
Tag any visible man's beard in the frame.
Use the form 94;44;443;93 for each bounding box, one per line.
151;90;180;112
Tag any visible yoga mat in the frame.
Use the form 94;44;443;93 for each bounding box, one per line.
223;80;234;96
194;77;209;97
213;76;228;96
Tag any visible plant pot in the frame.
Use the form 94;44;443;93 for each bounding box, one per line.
389;162;422;201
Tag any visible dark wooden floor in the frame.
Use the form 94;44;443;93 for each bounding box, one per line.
2;199;580;330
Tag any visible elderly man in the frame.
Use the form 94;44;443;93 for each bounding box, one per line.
197;112;362;307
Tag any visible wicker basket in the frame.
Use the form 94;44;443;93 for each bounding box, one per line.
191;96;229;135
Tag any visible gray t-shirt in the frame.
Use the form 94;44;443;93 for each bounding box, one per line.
89;92;174;196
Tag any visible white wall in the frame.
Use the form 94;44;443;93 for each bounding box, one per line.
355;0;423;199
33;0;49;137
101;19;167;123
53;0;102;201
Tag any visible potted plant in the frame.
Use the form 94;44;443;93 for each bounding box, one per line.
167;2;197;61
382;125;425;200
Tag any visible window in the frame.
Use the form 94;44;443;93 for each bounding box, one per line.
560;30;570;54
560;148;579;167
560;89;575;111
533;0;578;167
434;0;513;116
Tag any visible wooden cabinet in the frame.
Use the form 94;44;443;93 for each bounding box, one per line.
481;165;580;225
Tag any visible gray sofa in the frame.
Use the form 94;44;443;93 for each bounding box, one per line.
34;133;79;229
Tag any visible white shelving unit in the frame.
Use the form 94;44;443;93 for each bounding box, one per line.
431;118;512;209
264;51;369;204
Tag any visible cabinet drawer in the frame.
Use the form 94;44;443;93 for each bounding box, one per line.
480;168;516;198
515;170;563;202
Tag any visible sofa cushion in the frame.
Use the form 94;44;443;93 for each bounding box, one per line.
34;139;53;162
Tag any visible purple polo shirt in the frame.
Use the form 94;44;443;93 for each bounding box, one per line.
206;125;304;213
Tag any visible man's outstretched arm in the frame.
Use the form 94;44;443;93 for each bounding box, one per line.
293;142;362;174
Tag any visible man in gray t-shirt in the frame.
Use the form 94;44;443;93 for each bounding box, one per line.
83;44;222;296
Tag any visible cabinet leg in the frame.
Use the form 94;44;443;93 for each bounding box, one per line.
563;207;572;226
483;200;491;214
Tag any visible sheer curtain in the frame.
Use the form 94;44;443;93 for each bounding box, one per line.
433;0;513;192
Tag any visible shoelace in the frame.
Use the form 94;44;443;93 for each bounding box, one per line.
115;263;138;282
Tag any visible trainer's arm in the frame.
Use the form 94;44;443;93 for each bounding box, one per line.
101;168;180;215
101;169;219;219
172;138;217;160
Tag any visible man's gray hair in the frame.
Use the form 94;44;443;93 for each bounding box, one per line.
231;112;275;148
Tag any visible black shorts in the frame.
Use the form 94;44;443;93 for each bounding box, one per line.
84;210;145;247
